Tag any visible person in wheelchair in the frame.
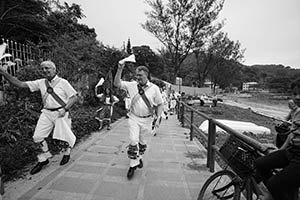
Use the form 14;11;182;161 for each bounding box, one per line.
275;100;300;148
255;99;300;200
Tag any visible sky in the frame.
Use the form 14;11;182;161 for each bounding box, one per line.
64;0;300;68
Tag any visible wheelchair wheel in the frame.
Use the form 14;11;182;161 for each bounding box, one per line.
197;170;241;200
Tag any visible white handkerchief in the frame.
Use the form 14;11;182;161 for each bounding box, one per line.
123;54;136;63
96;77;105;87
0;53;12;60
119;54;136;64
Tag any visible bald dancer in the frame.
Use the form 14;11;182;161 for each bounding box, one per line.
0;60;78;174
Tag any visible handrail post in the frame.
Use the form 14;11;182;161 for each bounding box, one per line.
190;110;194;141
181;104;185;127
207;119;216;172
177;100;180;120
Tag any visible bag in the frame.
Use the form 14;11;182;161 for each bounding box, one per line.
275;122;291;134
275;122;291;148
219;135;260;178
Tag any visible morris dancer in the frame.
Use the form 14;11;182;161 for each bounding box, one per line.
169;90;178;115
114;57;163;179
0;60;78;174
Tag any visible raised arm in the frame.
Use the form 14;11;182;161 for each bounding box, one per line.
114;61;125;88
0;67;28;88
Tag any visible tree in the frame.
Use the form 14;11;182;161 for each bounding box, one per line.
210;59;242;89
267;77;291;93
126;38;132;54
142;0;225;83
132;45;164;78
0;0;51;43
197;32;245;87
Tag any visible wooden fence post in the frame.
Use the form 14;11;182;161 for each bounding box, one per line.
190;110;194;141
207;119;216;172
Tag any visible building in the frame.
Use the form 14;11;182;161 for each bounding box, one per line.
242;82;258;91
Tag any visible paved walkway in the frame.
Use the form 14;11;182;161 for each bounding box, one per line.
14;115;212;200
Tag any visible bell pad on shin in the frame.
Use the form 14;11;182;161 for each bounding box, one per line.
138;143;147;155
127;144;138;159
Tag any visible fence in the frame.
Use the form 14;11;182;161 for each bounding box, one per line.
0;38;54;104
176;101;266;172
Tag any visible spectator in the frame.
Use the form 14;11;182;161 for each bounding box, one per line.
275;100;300;148
169;90;178;115
95;87;119;130
255;96;300;199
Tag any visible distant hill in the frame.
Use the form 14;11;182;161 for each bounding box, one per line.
250;64;300;76
180;53;300;92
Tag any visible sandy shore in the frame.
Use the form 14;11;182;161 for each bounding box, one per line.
223;97;289;120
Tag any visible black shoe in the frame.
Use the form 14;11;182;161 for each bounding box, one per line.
137;159;143;169
127;166;136;179
60;155;70;166
30;159;49;175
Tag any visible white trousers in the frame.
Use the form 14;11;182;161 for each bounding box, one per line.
128;113;152;167
33;109;76;162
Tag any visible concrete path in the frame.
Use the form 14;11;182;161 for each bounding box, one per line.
15;115;212;200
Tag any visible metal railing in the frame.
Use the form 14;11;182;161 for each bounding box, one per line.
0;38;53;84
177;101;266;172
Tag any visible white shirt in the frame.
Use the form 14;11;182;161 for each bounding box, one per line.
26;75;77;109
120;80;163;117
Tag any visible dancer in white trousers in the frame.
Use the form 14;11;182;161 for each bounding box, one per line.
114;58;163;179
0;60;78;175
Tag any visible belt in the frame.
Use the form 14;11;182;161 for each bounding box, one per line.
44;106;63;111
131;112;152;118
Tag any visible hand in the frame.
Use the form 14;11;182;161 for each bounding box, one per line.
118;60;125;69
261;143;277;154
0;66;6;75
58;108;67;118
